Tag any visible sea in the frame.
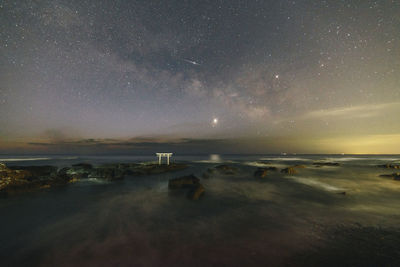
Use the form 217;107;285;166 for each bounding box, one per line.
1;154;400;266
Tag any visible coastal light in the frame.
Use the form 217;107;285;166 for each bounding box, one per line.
212;117;218;127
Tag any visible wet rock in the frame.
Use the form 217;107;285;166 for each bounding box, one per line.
187;184;205;200
0;164;71;195
337;191;346;195
254;166;279;177
90;167;125;181
0;163;7;171
254;168;268;178
313;162;340;167
293;165;306;168
1;162;189;195
72;163;93;170
378;164;400;169
256;161;271;165
202;168;217;179
168;175;205;200
214;165;238;175
281;167;298;175
379;173;400;180
57;167;72;179
8;165;57;179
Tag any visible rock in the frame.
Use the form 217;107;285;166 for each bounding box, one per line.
0;162;7;171
293;165;306;168
281;167;297;175
256;161;271;165
168;174;200;189
0;164;70;195
214;165;238;175
379;173;400;180
59;166;90;180
168;175;205;200
8;165;57;180
1;161;189;195
90;167;124;181
337;191;346;195
57;167;72;179
313;162;340;167
187;184;205;200
0;163;78;195
254;168;268;178
378;164;400;169
72;163;93;170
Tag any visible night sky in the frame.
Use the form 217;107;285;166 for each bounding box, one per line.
1;0;399;154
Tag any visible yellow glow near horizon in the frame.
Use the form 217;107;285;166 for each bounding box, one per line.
315;134;400;154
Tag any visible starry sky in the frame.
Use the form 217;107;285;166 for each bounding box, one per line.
0;0;399;154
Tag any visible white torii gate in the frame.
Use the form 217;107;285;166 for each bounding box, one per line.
156;153;173;165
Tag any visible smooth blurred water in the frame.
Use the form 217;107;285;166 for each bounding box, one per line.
1;154;400;266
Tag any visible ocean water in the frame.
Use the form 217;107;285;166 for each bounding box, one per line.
1;154;400;266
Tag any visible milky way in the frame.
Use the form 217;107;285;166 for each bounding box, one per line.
0;0;399;154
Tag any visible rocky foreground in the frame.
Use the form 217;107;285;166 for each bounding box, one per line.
0;162;187;196
2;160;399;197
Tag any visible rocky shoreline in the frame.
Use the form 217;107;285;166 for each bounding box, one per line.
2;159;400;197
0;162;187;196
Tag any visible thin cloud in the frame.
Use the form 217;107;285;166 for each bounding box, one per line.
303;102;400;119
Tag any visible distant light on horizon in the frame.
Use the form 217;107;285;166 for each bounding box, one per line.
212;117;219;127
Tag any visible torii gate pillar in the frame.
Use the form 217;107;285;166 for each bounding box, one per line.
156;153;173;165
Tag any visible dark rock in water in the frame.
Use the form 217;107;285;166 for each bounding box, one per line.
214;165;238;175
293;165;306;169
72;163;93;170
280;165;306;175
202;168;218;178
168;174;200;189
168;175;205;200
337;191;346;195
281;167;298;175
8;165;57;179
0;163;72;195
254;166;279;177
379;173;400;180
57;167;72;179
254;168;268;178
256;161;271;165
0;163;7;171
313;162;340;167
378;163;400;169
1;162;189;195
98;163;139;170
187;184;205;200
90;167;125;181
